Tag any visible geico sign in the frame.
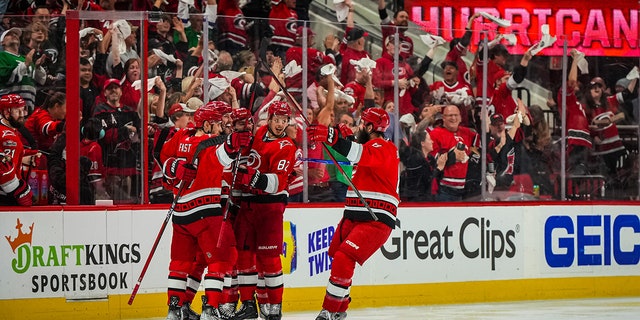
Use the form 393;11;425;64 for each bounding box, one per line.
545;214;640;267
380;217;517;270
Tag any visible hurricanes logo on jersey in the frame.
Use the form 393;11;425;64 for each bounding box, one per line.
234;14;247;30
279;140;293;149
286;20;297;35
246;150;262;170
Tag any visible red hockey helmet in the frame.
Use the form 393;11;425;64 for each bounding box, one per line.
268;101;292;119
211;101;232;116
361;107;390;132
231;108;252;122
194;101;224;127
0;94;26;110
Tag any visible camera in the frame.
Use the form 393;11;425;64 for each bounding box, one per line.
149;11;161;23
456;142;465;150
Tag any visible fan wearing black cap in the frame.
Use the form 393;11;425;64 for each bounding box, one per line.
340;26;371;85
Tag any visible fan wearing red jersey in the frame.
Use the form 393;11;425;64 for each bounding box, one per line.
0;94;33;206
232;101;296;320
306;107;400;320
160;101;252;320
429;105;480;201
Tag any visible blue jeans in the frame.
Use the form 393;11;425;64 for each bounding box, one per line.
330;181;348;203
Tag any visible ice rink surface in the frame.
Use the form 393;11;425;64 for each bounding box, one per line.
140;297;640;319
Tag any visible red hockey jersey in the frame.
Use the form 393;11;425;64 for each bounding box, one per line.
558;86;592;148
269;0;298;49
241;125;296;199
160;129;234;224
341;137;400;229
24;108;62;152
429;126;479;191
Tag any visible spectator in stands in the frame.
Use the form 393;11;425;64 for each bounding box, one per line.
615;76;639;124
79;26;103;63
583;74;638;175
217;0;249;55
0;27;47;112
416;103;442;132
285;26;334;95
24;91;65;153
445;12;480;88
399;129;446;202
148;14;189;67
323;33;342;68
429;105;479;201
485;104;528;192
20;19;61;90
106;21;140;78
377;0;412;59
80;117;109;202
373;34;420;117
340;26;370;86
523;104;554;197
342;62;371;113
268;0;298;60
557;49;592;175
116;58;142;111
488;50;533;121
92;78;141;203
430;61;474;127
473;39;509;106
79;57;103;119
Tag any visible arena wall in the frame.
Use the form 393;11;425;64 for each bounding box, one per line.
1;203;639;319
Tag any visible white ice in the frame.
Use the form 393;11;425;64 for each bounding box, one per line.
139;297;640;319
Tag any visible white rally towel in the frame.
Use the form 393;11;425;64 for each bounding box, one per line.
479;12;512;27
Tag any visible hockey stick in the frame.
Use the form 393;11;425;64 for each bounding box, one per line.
299;157;351;165
129;136;225;305
216;148;244;248
128;182;186;305
261;60;378;221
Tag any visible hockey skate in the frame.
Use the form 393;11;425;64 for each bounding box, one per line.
166;296;184;320
266;304;281;320
181;302;200;320
218;302;237;319
232;299;258;320
315;309;347;320
200;296;223;320
258;302;270;319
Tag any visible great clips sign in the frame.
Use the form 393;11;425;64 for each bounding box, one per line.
407;0;639;57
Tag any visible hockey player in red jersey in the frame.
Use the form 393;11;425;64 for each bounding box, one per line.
232;101;296;320
0;94;33;206
217;107;255;319
306;107;400;320
160;101;252;320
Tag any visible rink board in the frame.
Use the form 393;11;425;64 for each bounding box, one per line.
1;203;639;319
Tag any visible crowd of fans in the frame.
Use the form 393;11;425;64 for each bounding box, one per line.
0;0;639;206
